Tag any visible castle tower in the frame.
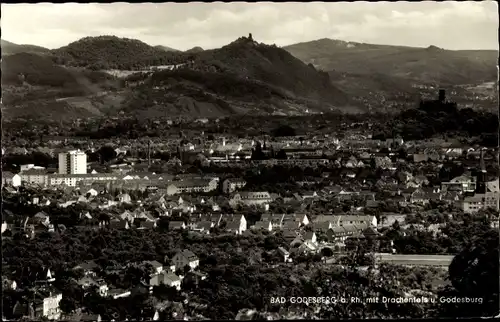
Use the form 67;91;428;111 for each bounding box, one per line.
438;89;446;102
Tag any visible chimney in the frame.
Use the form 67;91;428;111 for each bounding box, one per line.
438;89;446;102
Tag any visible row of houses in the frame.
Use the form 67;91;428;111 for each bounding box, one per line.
3;171;251;197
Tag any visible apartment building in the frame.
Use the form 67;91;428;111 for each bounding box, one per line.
58;150;87;175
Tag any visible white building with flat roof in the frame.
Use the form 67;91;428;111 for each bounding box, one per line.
58;150;87;175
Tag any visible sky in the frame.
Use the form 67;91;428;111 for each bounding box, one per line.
1;1;498;51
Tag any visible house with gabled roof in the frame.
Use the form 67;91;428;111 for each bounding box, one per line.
189;213;222;228
331;215;378;227
281;220;301;230
314;221;332;233
164;272;182;290
27;287;63;319
171;250;199;271
277;247;291;263
137;220;157;230
166;178;218;195
192;221;212;234
327;224;368;243
252;221;273;231
303;231;317;244
441;173;477;193
109;218;130;230
76;276;109;297
73;260;98;277
224;214;247;235
313;215;337;224
283;213;309;226
169;221;186;230
117;193;132;203
281;229;299;243
410;190;430;205
2;171;22;187
327;226;350;242
230;191;273;207
144;260;164;274
33;211;50;225
222;178;247;194
260;214;285;228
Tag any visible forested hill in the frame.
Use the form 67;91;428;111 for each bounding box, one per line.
1;52;115;88
373;99;498;146
2;35;359;121
191;35;351;108
154;45;181;52
185;46;205;53
119;35;355;118
50;35;196;70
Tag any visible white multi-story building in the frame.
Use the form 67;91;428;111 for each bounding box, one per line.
58;150;87;175
463;192;500;213
32;290;63;320
20;169;49;186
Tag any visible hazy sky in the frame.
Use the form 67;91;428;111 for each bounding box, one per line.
1;1;498;51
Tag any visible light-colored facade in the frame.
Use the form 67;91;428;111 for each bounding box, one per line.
20;164;35;171
225;214;247;235
222;178;247;194
463;192;500;213
441;174;476;193
166;178;218;195
172;250;199;271
42;293;63;320
49;173;120;187
314;215;377;228
20;170;49;186
230;191;273;206
164;273;182;290
58;150;87;174
2;172;22;187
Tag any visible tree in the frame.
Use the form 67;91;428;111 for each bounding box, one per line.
321;247;334;257
437;229;500;317
59;296;78;314
276;149;287;159
251;142;265;160
98;146;117;163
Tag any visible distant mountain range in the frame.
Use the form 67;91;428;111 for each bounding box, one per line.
283;38;497;86
1;36;497;121
1;39;50;56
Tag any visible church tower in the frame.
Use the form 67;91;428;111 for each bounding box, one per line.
476;148;487;194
